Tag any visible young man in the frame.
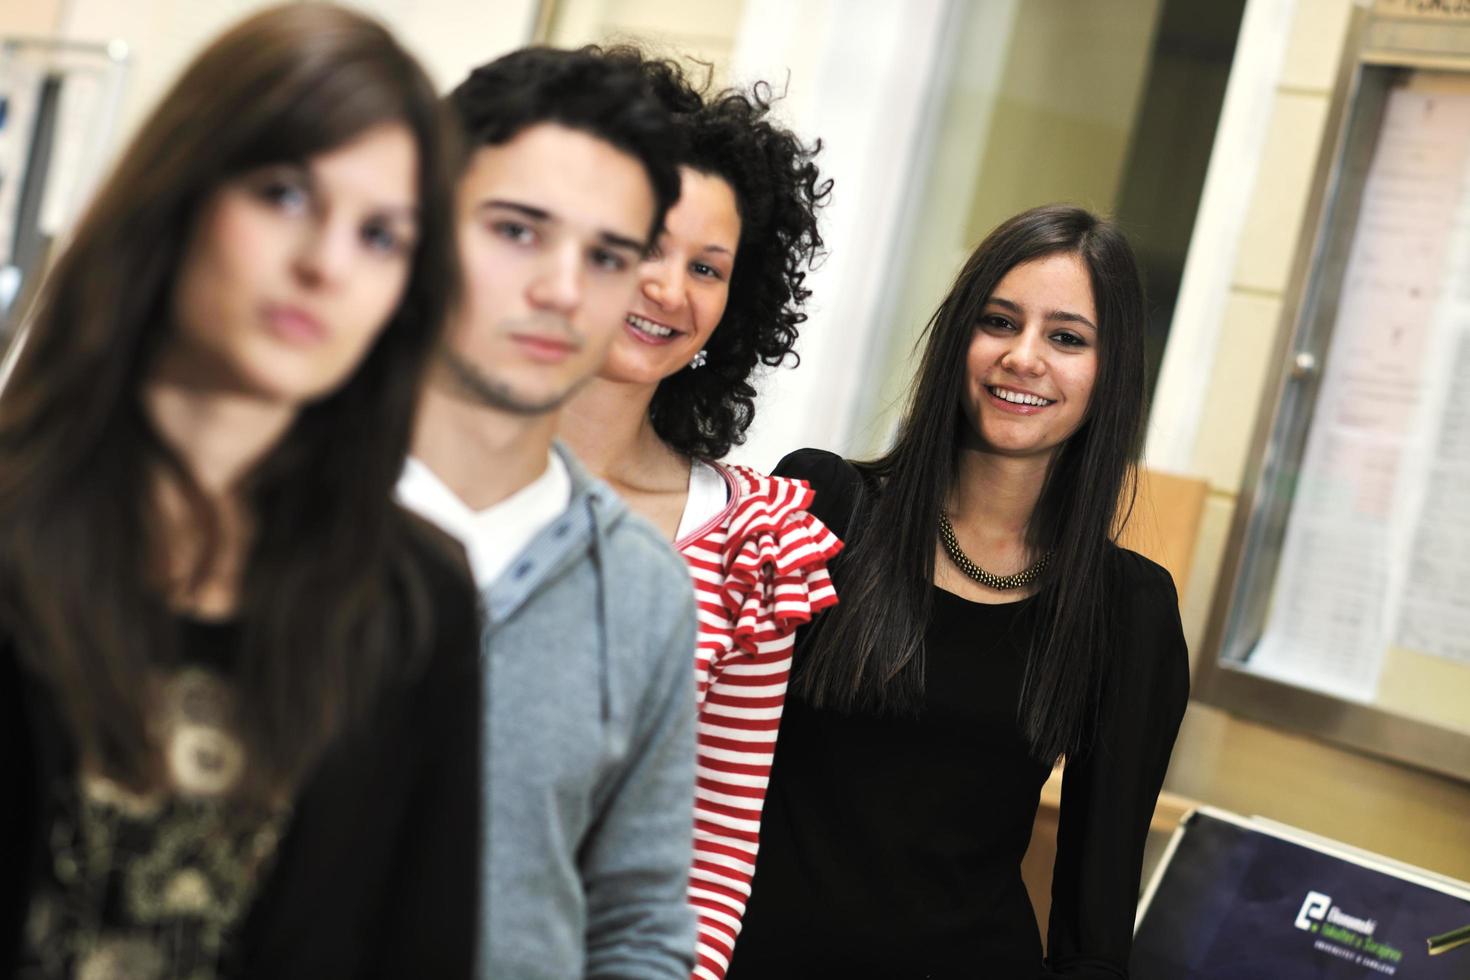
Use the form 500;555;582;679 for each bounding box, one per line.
398;49;697;979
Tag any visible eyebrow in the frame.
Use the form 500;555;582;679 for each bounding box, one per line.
987;296;1097;331
600;230;646;254
290;162;418;222
373;205;420;225
482;199;549;222
482;199;645;254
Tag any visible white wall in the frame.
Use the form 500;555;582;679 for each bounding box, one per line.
342;0;540;89
848;0;1166;460
723;0;956;471
543;0;746;76
51;0;539;166
22;0;957;477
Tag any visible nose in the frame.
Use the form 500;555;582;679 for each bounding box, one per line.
527;243;582;315
641;257;687;314
1000;326;1046;376
293;217;354;288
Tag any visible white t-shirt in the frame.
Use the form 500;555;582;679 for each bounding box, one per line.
397;450;572;592
674;459;731;544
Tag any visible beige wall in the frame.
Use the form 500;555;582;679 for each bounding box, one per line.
18;0;536;179
0;0;64;36
542;0;746;79
1161;0;1470;882
963;0;1164;245
853;0;1164;458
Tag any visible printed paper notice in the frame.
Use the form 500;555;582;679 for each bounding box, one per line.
1249;87;1470;702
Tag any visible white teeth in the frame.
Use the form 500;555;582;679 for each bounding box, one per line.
627;314;675;338
989;386;1052;407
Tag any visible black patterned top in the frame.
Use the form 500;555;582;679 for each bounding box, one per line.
17;625;290;980
2;534;482;979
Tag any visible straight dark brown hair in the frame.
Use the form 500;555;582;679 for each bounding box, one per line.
0;3;461;796
796;205;1147;764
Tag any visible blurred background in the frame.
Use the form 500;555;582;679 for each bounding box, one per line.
0;0;1243;469
4;0;1468;940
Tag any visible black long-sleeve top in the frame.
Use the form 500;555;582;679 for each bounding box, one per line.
1;527;482;979
728;449;1190;979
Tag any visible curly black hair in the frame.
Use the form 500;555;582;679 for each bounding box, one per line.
447;46;683;243
627;54;832;460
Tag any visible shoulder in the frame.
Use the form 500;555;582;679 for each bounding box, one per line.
770;448;864;537
1107;545;1180;608
400;513;477;608
771;448;854;491
1105;544;1190;696
595;503;698;684
557;446;688;590
718;463;842;557
722;464;816;525
703;463;843;649
680;462;824;547
597;490;689;583
395;511;482;663
586;482;695;630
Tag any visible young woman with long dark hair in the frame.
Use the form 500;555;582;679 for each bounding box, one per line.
557;55;841;980
0;6;478;977
729;205;1190;978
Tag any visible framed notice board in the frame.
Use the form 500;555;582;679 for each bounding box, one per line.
1198;2;1470;780
0;35;129;335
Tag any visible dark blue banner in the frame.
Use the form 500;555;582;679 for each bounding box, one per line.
1132;809;1470;979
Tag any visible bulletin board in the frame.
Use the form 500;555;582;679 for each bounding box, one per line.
1198;3;1470;781
0;35;129;335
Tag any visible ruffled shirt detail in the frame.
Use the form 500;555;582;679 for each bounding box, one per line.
715;468;843;655
677;462;843;980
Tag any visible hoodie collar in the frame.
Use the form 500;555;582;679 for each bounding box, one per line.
482;443;624;624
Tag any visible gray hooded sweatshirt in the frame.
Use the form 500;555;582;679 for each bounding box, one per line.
476;446;697;979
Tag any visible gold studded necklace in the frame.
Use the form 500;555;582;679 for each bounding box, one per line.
937;511;1049;591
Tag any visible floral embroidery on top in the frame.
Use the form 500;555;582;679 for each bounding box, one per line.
20;668;289;980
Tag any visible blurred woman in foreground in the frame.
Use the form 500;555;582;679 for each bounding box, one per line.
0;6;479;977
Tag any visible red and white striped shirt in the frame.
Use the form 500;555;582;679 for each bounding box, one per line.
676;462;842;980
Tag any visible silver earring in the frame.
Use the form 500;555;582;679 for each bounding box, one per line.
689;349;708;369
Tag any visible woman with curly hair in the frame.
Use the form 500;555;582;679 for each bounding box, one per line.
559;58;840;980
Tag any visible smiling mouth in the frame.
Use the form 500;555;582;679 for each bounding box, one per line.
987;385;1055;407
626;313;681;342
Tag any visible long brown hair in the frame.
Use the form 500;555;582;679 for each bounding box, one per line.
797;205;1147;764
0;3;461;795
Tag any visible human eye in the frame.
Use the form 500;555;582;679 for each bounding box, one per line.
590;247;630;273
979;313;1015;332
248;170;310;214
492;220;535;245
691;260;724;281
1050;329;1089;349
361;218;413;257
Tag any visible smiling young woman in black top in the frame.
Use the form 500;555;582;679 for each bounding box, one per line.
729;205;1190;978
